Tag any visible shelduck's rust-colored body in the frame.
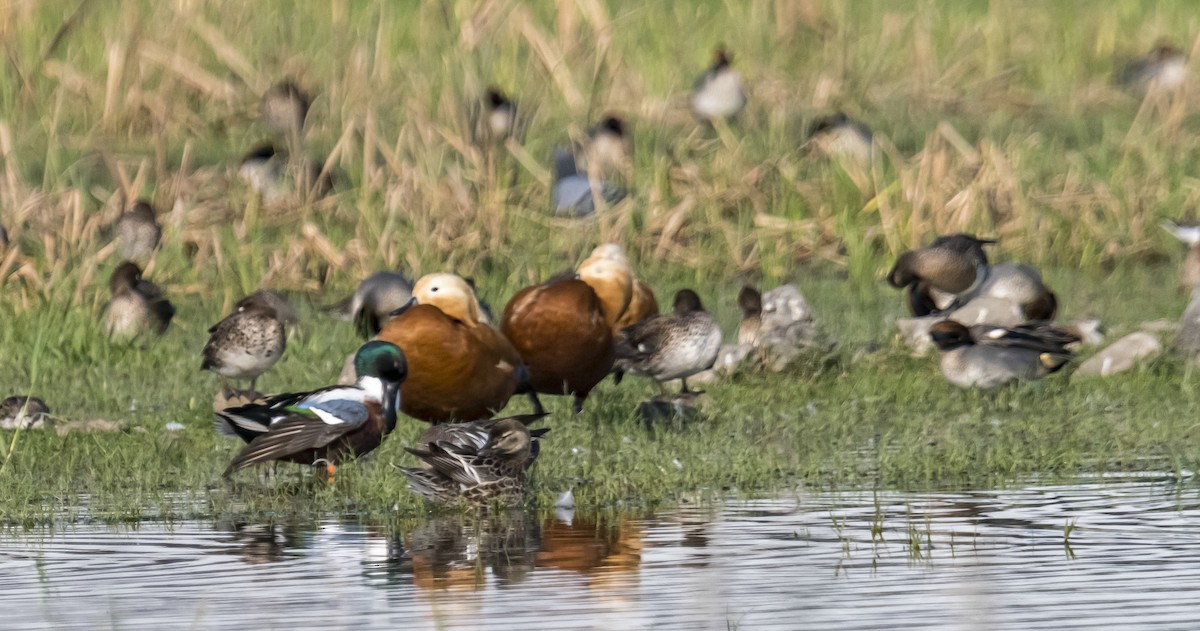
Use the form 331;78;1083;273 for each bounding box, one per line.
378;273;523;423
501;256;633;413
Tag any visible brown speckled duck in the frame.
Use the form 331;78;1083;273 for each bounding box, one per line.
115;200;161;262
398;416;540;505
103;261;175;342
202;291;287;393
614;290;723;394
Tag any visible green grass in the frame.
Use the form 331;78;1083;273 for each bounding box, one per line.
3;0;1200;523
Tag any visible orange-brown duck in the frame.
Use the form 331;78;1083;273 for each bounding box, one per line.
377;273;529;423
501;255;633;413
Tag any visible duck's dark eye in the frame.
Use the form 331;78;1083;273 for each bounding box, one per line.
431;287;439;292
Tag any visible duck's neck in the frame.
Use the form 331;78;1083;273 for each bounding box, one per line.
581;276;632;326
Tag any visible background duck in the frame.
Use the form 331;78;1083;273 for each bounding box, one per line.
959;262;1058;321
1121;42;1187;94
691;47;746;121
202;291;288;395
582;114;632;181
0;395;50;430
327;270;415;337
806;112;874;165
551;147;625;217
736;286;763;345
614;289;723;394
888;233;994;315
398;416;539;505
501;255;634;413
377;273;529;423
929;320;1078;389
115;200;161;262
1162;218;1200;291
261;80;310;144
220;341;406;477
470;87;518;144
103;261;175;342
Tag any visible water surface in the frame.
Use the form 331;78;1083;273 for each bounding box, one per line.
2;474;1197;630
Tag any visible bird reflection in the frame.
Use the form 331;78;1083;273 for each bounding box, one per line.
215;519;311;564
535;514;644;588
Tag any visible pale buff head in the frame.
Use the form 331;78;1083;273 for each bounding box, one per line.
577;256;633;326
412;273;484;325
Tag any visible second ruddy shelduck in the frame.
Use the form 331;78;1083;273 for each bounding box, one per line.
501;255;634;413
377;273;528;423
582;244;658;330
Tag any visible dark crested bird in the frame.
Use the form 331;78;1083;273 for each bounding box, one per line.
376;273;533;423
115;200;161;262
398;416;541;505
551;147;625;217
888;233;995;315
928;320;1078;389
614;289;723;394
103;261;175;342
218;341;407;477
806;112;874;164
691;47;746;122
501;255;634;413
202;291;287;394
736;286;763;346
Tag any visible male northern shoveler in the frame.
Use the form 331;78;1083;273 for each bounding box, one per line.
929;320;1078;389
692;47;746;122
202;291;288;394
888;233;995;316
501;254;633;413
115;200;161;262
218;340;407;477
397;416;541;505
377;273;534;423
104;261;175;342
614;289;723;394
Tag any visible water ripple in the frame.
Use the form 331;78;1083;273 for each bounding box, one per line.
1;477;1199;629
